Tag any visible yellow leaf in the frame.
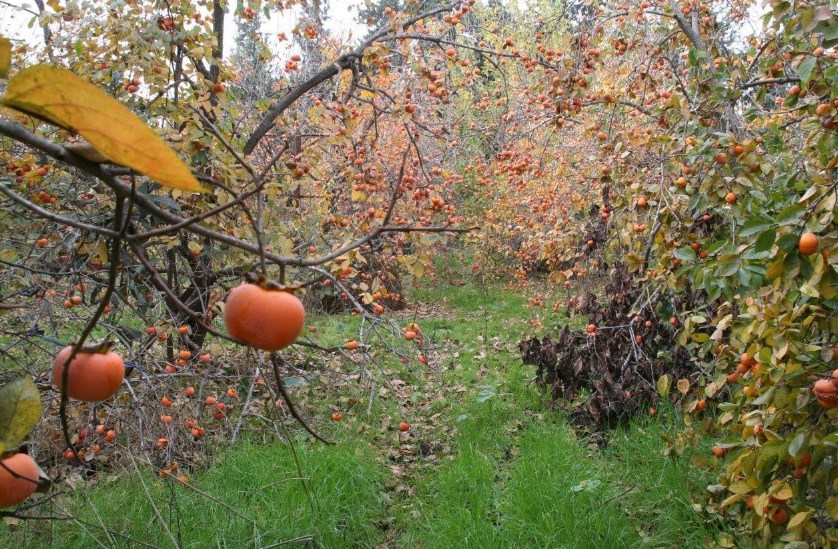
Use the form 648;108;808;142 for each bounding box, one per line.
719;493;744;508
728;480;752;494
677;378;690;394
0;376;44;456
787;511;809;529
0;36;10;78
657;374;671;397
826;497;838;520
1;65;202;192
770;482;794;501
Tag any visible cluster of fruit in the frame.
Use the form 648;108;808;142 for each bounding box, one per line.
1;281;306;509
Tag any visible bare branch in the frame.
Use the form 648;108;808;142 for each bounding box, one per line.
242;3;455;154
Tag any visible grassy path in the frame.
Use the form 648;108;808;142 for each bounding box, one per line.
3;283;729;548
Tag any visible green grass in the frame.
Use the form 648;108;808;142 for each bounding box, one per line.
3;279;731;548
601;416;726;547
399;406;725;549
501;423;636;548
9;439;387;548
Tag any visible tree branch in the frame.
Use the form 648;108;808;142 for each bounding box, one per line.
740;77;800;90
242;3;455;154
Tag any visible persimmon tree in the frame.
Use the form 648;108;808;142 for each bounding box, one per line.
463;0;837;544
0;0;485;520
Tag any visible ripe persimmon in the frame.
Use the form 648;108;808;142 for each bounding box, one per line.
813;379;837;408
0;453;39;508
711;446;726;458
345;340;359;350
769;507;788;525
798;232;818;256
813;378;836;396
399;421;410;432
52;345;125;402
224;283;305;351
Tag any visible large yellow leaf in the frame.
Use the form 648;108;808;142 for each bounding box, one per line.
0;376;43;457
1;65;202;192
0;36;10;78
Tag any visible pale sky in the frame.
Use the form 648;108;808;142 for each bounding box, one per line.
0;0;368;57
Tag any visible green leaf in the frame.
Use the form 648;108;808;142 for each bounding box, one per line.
0;376;43;456
754;229;776;253
800;7;814;32
716;258;740;277
776;204;805;226
476;387;497;402
777;233;799;253
788;432;806;457
740;217;773;237
752;387;774;405
688;48;699;66
825;21;838;48
282;376;308;387
674;247;696;261
797;56;817;85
